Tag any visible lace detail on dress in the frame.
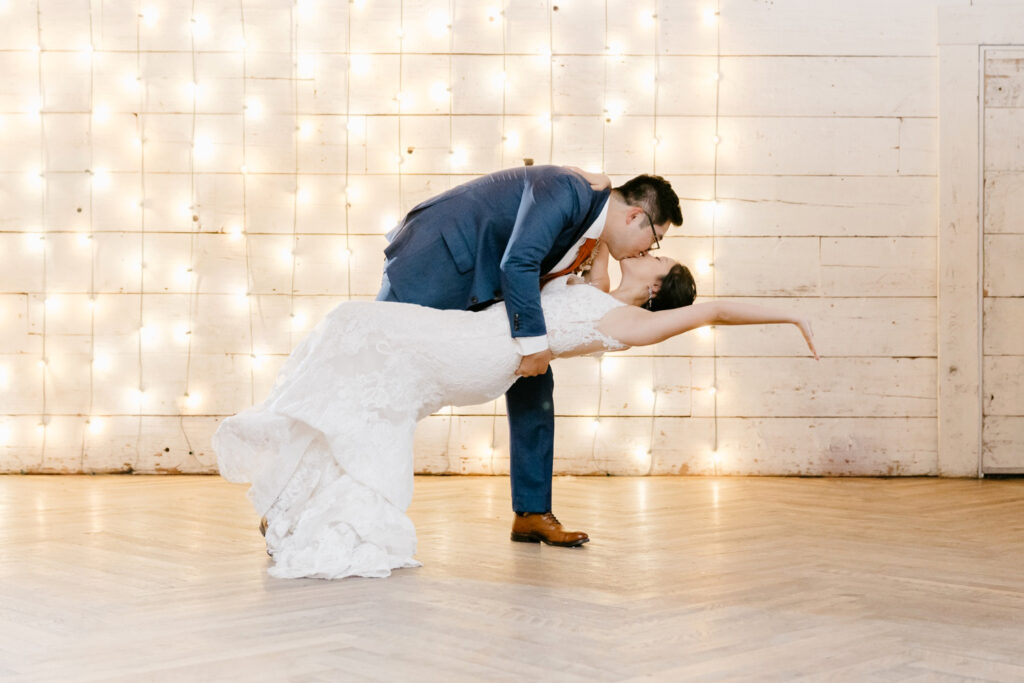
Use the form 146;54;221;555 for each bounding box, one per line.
540;275;631;356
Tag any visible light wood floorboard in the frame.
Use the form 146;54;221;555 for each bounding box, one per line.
1;475;1023;681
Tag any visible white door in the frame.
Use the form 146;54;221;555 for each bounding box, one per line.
982;47;1024;473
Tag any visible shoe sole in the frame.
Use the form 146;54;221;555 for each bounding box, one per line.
510;531;589;547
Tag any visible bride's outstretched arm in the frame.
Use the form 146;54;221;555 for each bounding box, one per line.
597;301;819;359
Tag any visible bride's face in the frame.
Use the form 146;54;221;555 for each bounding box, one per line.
619;254;674;292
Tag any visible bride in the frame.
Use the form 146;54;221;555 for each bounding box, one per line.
213;253;818;580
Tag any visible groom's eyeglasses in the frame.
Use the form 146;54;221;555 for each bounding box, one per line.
643;210;661;251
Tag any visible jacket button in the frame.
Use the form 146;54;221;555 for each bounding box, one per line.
471;296;478;304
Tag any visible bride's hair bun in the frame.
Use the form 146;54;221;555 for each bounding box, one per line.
646;264;696;311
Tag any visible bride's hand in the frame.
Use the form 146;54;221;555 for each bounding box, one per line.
564;165;612;191
796;318;819;360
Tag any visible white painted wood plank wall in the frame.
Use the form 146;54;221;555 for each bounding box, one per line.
0;0;1009;475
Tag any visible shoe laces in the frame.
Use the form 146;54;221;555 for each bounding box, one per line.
542;512;561;526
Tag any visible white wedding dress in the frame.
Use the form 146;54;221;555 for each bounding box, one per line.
213;276;629;579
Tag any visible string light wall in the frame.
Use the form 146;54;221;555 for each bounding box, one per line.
0;0;721;475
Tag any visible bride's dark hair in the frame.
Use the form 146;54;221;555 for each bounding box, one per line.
645;264;696;311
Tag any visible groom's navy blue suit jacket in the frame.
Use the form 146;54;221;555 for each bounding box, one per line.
383;165;610;339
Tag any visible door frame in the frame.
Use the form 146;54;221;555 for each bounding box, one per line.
938;5;1024;476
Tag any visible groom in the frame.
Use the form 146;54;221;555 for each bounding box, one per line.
378;165;682;546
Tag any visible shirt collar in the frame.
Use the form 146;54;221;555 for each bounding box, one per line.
583;196;609;240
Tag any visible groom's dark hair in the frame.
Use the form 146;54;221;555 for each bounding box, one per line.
615;175;683;227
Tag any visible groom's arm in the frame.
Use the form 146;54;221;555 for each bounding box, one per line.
500;171;585;354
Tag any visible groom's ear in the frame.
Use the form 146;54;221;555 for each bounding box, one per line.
626;206;643;223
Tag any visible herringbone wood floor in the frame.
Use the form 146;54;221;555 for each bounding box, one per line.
1;475;1023;682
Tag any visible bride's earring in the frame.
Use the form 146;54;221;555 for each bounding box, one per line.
644;285;654;310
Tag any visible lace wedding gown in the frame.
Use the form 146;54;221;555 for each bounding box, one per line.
213;276;629;579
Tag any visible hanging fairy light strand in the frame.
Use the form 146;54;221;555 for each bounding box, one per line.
34;0;48;456
178;0;204;457
84;6;99;452
644;0;663;475
710;0;722;475
240;0;256;404
287;4;301;348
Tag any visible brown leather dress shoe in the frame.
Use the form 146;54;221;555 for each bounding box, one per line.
511;512;589;547
259;517;273;557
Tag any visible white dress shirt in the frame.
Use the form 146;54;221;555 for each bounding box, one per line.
516;199;610;356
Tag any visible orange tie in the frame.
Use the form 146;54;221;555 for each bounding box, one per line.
541;238;598;285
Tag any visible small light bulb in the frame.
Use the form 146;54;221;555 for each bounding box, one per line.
604;102;624;122
297;188;310;203
349;54;370;76
708;386;717;395
228;225;243;240
339;247;352;260
191;14;210;39
92;167;110;189
291;312;306;328
185;392;201;409
430;81;450;102
696;258;713;275
428;11;450;36
245;98;262;118
93;104;109;123
297;54;315;78
698;326;713;339
88;418;103;434
703;8;719;24
634;447;649;461
140;7;159;26
591;419;601;432
713;135;721;145
346;115;366;136
503;131;519;148
193;136;213;159
93;354;110;372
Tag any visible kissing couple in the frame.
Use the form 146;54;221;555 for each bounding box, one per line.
213;165;818;579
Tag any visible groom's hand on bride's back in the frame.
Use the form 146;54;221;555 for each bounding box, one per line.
516;349;554;377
